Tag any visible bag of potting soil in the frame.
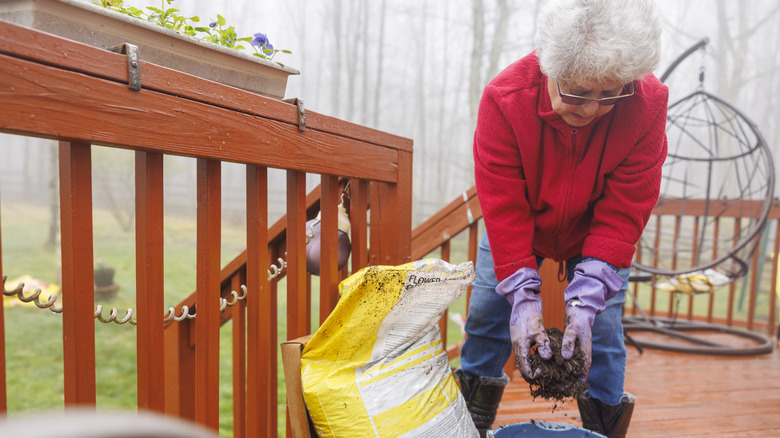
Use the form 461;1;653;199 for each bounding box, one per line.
300;259;478;438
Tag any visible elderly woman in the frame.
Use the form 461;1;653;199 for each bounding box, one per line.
456;0;667;437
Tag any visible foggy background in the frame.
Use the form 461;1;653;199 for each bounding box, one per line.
1;0;779;230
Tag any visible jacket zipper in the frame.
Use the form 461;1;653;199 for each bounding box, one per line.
554;128;578;260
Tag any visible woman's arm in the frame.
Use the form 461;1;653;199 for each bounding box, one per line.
582;84;669;268
474;85;538;281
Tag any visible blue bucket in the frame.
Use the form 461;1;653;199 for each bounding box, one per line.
487;421;607;438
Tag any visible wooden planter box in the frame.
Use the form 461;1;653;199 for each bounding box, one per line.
0;0;298;99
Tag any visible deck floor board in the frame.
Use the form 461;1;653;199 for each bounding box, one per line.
494;333;780;437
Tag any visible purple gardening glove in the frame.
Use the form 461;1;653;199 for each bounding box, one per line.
497;268;552;379
562;259;624;375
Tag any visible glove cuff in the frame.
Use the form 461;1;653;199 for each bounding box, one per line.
497;268;543;327
564;260;624;314
496;268;542;303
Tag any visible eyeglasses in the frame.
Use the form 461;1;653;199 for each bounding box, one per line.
556;81;635;106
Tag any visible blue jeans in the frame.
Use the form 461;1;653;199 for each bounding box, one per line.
460;231;630;405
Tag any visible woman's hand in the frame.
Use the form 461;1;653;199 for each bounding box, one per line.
497;268;552;379
561;260;624;375
510;304;551;379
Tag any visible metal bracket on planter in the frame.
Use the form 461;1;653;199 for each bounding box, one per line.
283;98;306;132
109;43;141;91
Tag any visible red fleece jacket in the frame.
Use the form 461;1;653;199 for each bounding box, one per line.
474;53;669;282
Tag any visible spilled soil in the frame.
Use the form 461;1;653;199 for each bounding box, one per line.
521;328;589;408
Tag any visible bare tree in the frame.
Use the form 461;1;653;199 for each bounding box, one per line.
486;0;511;82
416;0;428;147
435;3;452;196
468;0;513;132
372;0;388;127
715;0;780;103
330;0;343;117
359;1;370;126
469;0;485;131
343;0;362;121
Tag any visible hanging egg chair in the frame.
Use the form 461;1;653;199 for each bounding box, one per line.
632;40;775;283
625;38;775;356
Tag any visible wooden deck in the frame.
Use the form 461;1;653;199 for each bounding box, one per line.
495;332;780;437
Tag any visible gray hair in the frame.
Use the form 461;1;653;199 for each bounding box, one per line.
534;0;661;84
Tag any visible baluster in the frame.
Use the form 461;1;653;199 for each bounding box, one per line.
59;140;97;406
194;158;221;430
135;151;165;413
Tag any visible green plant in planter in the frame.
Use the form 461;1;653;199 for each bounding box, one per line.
94;0;291;63
202;13;245;50
94;0;199;35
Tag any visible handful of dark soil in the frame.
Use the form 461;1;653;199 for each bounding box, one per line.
521;327;589;404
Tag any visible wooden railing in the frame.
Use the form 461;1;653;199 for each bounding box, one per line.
0;21;412;438
630;197;780;336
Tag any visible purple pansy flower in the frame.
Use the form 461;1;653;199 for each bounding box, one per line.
251;32;275;57
251;32;269;47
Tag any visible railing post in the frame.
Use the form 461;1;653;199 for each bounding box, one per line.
369;150;413;266
350;180;370;272
539;262;567;331
59;140;96;406
135;151;165;413
747;240;760;331
195;158;221;430
319;175;340;322
397;150;413;264
164;319;196;420
669;216;682;313
286;170;309;438
246;165;274;437
230;273;246;438
651;214;662;316
770;220;780;338
727;219;741;326
286;170;310;340
467;222;479;313
439;241;451;346
707;217;721;322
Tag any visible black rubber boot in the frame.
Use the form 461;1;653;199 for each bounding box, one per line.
577;392;636;438
455;368;510;438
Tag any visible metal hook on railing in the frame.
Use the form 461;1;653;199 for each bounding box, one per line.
95;304;136;325
5;274;260;325
267;255;288;282
342;179;351;199
164;305;195;323
306;218;320;241
2;275;62;313
340;180;351;206
221;285;247;309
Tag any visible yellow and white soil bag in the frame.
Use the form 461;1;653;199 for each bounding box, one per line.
300;259;478;438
